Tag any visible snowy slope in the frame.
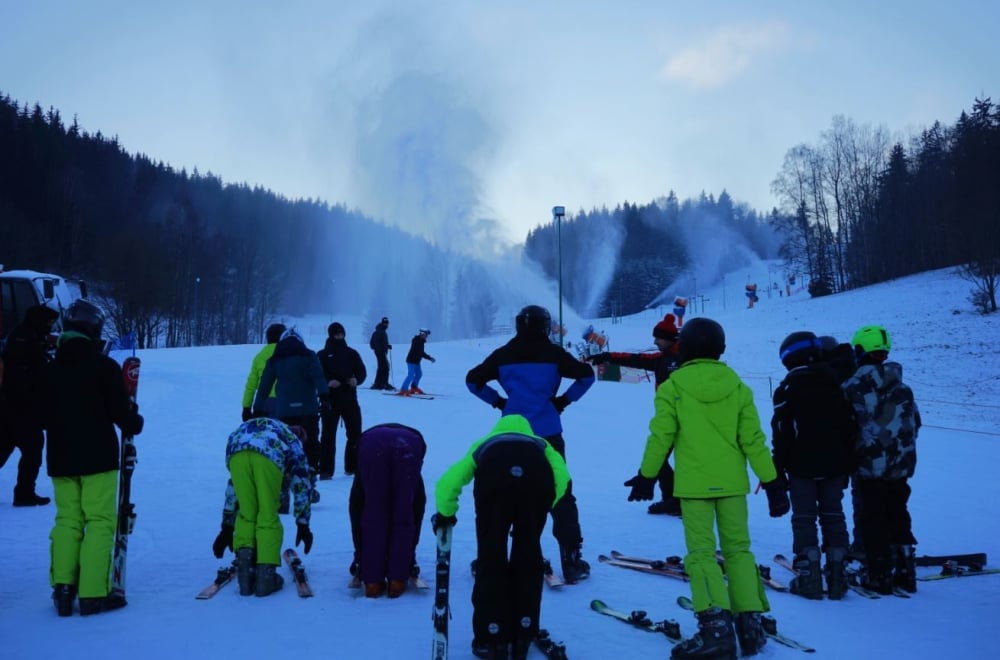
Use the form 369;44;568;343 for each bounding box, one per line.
1;263;998;659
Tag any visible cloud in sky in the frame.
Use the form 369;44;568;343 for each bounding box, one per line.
660;21;791;90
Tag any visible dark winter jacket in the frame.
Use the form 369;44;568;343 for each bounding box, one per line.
842;361;921;480
466;333;595;438
254;336;330;417
369;322;390;354
41;332;143;478
771;363;857;479
405;335;433;365
317;337;367;404
596;343;681;388
2;305;58;430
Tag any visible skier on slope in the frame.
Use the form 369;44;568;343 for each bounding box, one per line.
316;321;366;477
42;300;144;617
588;313;683;516
212;417;314;597
770;331;857;600
842;324;921;595
626;317;783;659
398;328;435;395
348;423;426;598
369;317;394;390
433;414;570;660
241;323;285;422
466;305;595;583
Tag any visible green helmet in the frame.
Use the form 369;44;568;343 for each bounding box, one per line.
851;325;891;355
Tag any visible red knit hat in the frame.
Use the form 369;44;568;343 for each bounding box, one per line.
653;313;679;340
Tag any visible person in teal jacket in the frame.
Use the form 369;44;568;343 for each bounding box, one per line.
625;317;784;660
241;323;285;421
434;415;570;660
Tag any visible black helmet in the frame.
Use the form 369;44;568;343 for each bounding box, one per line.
515;305;551;337
816;335;839;361
779;331;820;369
64;299;105;341
265;323;286;344
678;317;725;363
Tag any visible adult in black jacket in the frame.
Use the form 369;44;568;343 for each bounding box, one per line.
368;317;393;390
42;300;144;616
1;304;58;506
770;331;857;600
317;322;367;477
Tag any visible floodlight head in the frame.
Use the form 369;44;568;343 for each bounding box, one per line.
552;205;565;219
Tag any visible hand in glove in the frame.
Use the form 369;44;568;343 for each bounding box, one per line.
129;414;145;436
431;513;457;532
624;472;656;502
212;524;234;558
241;407;252;422
493;397;507;411
762;475;791;518
550;395;570;414
295;523;314;554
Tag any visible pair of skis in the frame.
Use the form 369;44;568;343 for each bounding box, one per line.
773;553;886;600
600;550;788;592
384;391;435;400
111;356;141;603
195;548;313;598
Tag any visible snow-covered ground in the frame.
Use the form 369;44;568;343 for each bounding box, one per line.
2;262;998;659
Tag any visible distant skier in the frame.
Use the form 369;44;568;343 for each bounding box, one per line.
317;322;366;478
466;305;595;583
241;323;285;422
398;329;435;395
368;317;394;390
588;313;682;516
433;414;570;660
770;331;857;600
348;423;426;598
625;317;783;659
214;417;314;597
42;300;144;616
842;324;921;595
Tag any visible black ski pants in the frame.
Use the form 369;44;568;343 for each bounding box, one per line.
472;441;554;647
856;477;916;577
544;433;582;549
280;414;321;473
789;475;850;554
320;400;362;475
0;420;44;498
372;350;391;388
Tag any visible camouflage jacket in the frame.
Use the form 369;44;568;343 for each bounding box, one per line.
842;361;921;480
222;418;312;525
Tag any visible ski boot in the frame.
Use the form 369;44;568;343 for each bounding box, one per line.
79;592;127;616
824;546;848;600
670;607;737;660
236;547;256;596
13;490;51;506
734;612;766;657
387;579;407;598
471;640;509;659
789;547;823;600
560;543;591;583
647;498;682;516
52;584;76;617
254;563;284;597
365;581;386;598
893;544;917;593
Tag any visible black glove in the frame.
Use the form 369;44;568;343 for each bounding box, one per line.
589;353;609;365
493;397;507;411
551;395;570;414
624;472;656;502
129;414;145;435
212;524;234;558
242;407;252;422
431;513;457;532
762;476;791;518
296;523;314;554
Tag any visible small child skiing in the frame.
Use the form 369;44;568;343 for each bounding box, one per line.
770;331;857;599
842;325;921;594
215;417;314;597
625;317;782;659
399;329;435;395
433;414;569;660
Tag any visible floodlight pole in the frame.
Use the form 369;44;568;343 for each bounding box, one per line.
553;205;565;344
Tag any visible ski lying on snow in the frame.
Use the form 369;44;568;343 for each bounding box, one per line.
914;553;987;570
542;558;566;587
773;553;881;600
597;554;689;581
383;392;435;400
283;548;314;597
714;550;788;592
676;596;815;653
196;564;237;599
917;563;1000;581
590;599;682;641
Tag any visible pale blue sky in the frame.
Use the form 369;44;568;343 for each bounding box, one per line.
2;1;996;244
